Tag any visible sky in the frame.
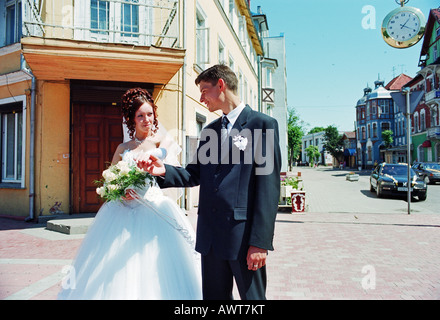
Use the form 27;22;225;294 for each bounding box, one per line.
249;0;437;133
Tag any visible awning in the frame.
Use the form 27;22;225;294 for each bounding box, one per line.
21;37;185;84
421;140;431;148
344;148;356;156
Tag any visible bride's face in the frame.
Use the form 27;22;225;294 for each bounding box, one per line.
134;102;155;136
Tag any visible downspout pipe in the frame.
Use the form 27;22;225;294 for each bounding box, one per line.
180;0;187;210
26;71;36;222
21;53;36;222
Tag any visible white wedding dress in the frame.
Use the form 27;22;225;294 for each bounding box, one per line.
58;149;202;300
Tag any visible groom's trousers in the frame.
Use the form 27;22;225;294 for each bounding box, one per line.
201;249;267;300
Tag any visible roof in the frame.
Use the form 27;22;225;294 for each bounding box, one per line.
368;85;392;99
343;131;356;139
385;74;413;90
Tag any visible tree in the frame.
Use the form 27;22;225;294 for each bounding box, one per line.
382;130;394;148
305;145;321;166
287;107;306;169
323;125;344;162
308;127;325;135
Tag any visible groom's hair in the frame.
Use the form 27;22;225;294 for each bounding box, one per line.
195;64;238;94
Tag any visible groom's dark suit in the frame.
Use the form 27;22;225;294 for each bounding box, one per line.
158;105;281;299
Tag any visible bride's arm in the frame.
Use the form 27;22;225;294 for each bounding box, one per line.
111;143;126;165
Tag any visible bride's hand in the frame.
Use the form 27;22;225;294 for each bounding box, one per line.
122;188;139;201
137;154;166;176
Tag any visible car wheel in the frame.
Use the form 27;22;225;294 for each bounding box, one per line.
418;192;427;201
376;184;382;198
424;176;429;184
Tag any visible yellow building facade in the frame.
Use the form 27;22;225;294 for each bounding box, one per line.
0;0;263;219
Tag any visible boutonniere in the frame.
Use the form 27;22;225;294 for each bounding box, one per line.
233;134;248;151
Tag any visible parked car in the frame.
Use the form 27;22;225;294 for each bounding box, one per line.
411;162;440;184
370;163;427;201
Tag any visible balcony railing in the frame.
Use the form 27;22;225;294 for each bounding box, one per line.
425;89;440;102
427;126;440;139
22;0;179;48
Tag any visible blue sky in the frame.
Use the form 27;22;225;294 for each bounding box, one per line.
250;0;437;133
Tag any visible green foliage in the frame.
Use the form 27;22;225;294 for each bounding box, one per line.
280;176;299;188
305;145;321;165
287;107;306;168
382;130;394;148
95;161;153;202
323;125;344;161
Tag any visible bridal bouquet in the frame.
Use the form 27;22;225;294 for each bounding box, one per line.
95;160;154;202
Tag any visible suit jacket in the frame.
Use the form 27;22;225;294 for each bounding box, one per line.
158;105;281;260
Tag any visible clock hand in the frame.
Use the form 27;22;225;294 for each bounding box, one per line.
400;18;410;29
399;24;412;30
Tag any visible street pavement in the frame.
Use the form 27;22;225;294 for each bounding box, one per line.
1;167;439;300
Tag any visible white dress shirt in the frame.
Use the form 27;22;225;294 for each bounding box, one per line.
222;102;246;134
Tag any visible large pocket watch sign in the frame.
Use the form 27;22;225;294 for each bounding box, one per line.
381;0;426;49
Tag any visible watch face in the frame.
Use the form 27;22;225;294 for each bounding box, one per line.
386;11;421;42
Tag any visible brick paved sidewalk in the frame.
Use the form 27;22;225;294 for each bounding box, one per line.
268;211;440;300
1;210;439;300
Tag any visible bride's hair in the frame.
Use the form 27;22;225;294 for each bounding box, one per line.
121;88;159;139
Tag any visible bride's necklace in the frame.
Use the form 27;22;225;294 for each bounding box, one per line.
134;135;148;144
134;132;153;144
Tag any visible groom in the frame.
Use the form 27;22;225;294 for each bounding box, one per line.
141;64;281;300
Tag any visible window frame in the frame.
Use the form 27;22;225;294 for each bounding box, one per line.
0;95;26;189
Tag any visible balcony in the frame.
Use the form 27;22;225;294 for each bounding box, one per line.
22;0;180;48
427;126;440;139
425;89;440;103
19;0;184;84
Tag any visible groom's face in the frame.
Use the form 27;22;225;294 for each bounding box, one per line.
198;80;224;113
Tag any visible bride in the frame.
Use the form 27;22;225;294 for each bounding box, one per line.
58;88;202;300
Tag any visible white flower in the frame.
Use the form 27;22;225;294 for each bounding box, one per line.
233;134;248;151
143;186;163;202
107;184;118;192
96;186;105;196
116;160;131;175
102;169;117;182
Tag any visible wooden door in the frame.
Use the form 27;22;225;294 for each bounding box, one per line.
72;104;123;213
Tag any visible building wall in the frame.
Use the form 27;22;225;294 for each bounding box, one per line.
34;80;71;216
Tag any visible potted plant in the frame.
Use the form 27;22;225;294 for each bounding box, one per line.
346;172;360;181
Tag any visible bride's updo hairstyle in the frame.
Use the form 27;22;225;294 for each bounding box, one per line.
121;87;159;139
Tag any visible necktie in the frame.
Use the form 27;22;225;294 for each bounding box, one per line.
221;116;229;145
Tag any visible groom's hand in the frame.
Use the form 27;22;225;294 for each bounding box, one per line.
247;246;267;271
137;154;166;176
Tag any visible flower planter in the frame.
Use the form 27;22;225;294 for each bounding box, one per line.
346;174;359;181
281;185;293;198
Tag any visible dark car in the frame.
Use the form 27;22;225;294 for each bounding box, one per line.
411;162;440;184
370;163;427;201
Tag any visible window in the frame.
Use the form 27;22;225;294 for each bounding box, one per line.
218;38;225;64
413;113;419;133
228;54;235;71
381;122;390;132
0;96;26;187
4;0;22;46
378;100;390;115
420;110;426;131
373;123;377;138
75;0;150;45
91;0;110;35
121;0;139;37
196;6;209;68
362;127;366;140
